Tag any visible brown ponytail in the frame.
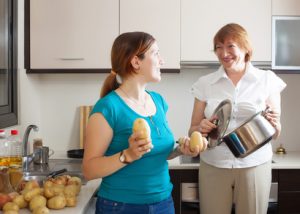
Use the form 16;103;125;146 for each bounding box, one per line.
100;72;120;98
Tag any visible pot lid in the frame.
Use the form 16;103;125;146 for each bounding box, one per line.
208;99;232;148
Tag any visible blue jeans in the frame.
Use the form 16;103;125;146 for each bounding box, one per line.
95;196;175;214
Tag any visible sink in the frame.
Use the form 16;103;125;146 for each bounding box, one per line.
22;158;86;185
180;155;200;164
23;172;86;186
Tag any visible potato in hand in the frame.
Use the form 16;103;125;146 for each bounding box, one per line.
190;131;206;152
132;118;151;140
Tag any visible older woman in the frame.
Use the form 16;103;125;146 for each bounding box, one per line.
189;23;286;214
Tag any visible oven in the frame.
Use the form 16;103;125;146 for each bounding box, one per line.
181;182;278;214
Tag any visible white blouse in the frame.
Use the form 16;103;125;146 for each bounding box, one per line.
190;63;286;168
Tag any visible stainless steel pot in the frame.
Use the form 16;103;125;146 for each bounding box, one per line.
208;100;276;158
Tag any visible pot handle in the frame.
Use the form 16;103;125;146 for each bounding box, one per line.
261;106;272;116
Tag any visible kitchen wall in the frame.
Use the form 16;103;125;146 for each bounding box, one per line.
15;0;300;153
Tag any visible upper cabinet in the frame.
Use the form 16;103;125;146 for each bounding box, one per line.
26;0;180;73
120;0;180;69
27;0;119;72
272;0;300;15
181;0;272;62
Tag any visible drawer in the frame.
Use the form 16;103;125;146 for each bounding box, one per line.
181;183;199;203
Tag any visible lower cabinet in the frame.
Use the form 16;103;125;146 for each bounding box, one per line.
169;169;198;214
170;168;300;214
278;169;300;214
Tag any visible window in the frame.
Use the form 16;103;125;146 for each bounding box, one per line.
0;0;17;128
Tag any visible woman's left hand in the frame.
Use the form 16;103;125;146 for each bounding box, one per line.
178;136;200;157
264;107;281;139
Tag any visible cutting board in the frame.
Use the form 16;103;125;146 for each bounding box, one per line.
79;105;93;149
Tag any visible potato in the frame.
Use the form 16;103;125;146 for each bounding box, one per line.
44;184;64;199
65;196;77;207
190;131;203;152
0;193;12;209
24;180;40;190
43;180;54;188
12;195;28;209
29;195;47;211
2;202;19;212
32;206;50;214
52;175;70;186
132;118;151;140
47;195;66;210
7;192;19;201
23;187;43;202
67;176;82;186
64;185;78;197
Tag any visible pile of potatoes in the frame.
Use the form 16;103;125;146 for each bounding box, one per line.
1;175;82;214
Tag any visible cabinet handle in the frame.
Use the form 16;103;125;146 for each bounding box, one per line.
59;58;85;61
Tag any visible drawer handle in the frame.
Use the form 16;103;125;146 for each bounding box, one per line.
59;58;85;61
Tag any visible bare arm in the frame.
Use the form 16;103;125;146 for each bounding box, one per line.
82;113;153;180
265;93;282;139
82;113;124;180
189;99;216;137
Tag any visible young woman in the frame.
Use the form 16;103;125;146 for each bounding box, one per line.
83;32;204;214
189;24;286;214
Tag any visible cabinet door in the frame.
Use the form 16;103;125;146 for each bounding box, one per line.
30;0;118;69
278;170;300;213
120;0;180;69
181;0;271;62
272;0;300;15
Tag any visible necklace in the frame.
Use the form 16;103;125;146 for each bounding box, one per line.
119;87;147;109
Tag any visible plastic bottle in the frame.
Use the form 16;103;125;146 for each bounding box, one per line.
7;129;22;168
0;129;8;169
0;129;14;193
7;130;23;190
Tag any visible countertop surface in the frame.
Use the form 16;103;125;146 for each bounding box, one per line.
13;178;101;214
1;151;100;214
168;151;300;170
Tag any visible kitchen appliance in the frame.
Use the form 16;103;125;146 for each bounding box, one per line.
67;149;84;159
272;16;300;71
181;181;278;214
33;146;54;164
208;99;276;158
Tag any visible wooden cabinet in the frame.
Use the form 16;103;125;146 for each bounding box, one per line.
26;0;119;72
170;169;199;214
272;0;300;15
120;0;180;69
25;0;180;73
181;0;271;62
278;169;300;214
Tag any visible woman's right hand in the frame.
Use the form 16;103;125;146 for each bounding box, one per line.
199;117;217;137
124;132;153;163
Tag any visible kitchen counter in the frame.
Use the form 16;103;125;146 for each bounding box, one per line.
11;150;297;214
13;178;101;214
0;151;101;214
168;151;300;169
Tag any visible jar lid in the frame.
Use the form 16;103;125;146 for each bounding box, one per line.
207;99;232;148
11;130;18;135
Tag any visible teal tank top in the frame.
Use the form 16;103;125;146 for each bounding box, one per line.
91;91;175;204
